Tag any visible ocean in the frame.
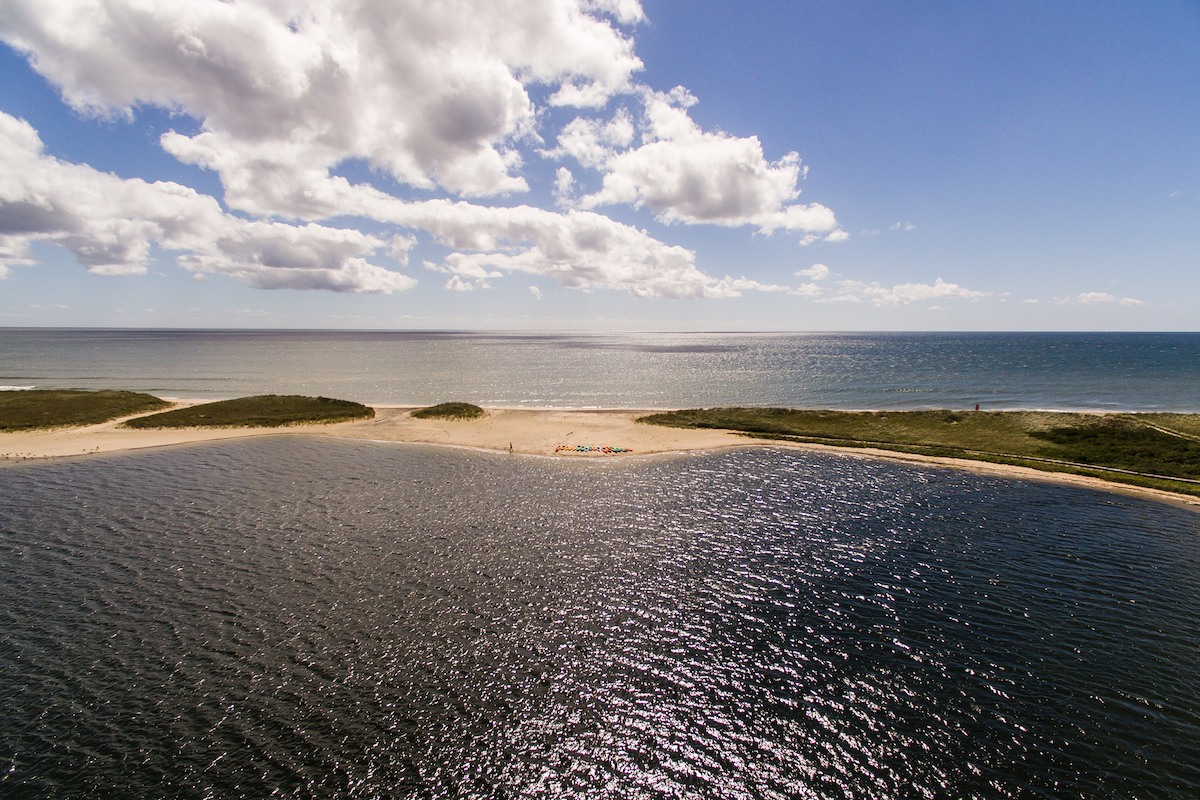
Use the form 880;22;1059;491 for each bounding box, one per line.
1;328;1198;410
2;329;1199;797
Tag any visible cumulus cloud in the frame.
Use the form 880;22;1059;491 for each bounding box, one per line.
0;0;846;299
404;203;771;299
0;0;645;201
0;112;411;292
445;275;475;292
790;283;823;298
796;263;830;280
1;108;776;299
553;167;576;206
549;88;844;239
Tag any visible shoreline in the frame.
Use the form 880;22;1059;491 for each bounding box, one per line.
3;403;1199;512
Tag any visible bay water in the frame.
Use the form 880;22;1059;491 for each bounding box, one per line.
1;439;1198;797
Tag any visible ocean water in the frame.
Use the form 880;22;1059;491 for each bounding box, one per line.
1;438;1199;798
1;328;1198;410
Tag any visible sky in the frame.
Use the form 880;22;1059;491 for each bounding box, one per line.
0;0;1197;331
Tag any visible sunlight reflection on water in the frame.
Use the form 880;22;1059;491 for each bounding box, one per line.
0;437;1198;797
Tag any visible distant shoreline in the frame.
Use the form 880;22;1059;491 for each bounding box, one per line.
2;402;1199;513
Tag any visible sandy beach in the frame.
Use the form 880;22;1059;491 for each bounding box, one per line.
3;403;1198;511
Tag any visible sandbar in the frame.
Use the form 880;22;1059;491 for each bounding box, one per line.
2;403;1198;512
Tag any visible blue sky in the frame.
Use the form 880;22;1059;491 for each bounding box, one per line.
1;0;1197;330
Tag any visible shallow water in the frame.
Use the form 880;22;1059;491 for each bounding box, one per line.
3;329;1199;410
2;438;1198;798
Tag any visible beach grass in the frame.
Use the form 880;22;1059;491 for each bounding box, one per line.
122;395;373;429
639;408;1200;495
410;402;486;420
0;389;171;431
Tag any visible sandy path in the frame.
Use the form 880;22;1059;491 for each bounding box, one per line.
3;404;1198;512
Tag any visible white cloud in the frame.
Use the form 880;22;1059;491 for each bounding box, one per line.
426;251;504;291
790;283;824;298
703;276;790;298
1073;291;1117;304
583;0;646;25
1;109;775;300
180;223;415;293
794;276;990;306
553;167;576;206
553;88;844;239
0;112;412;292
529;285;543;299
545;110;636;168
796;263;829;280
403;203;758;299
889;221;915;231
1;0;646;201
1056;291;1146;306
876;278;987;305
0;0;849;301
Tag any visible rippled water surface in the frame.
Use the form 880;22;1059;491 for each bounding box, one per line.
3;329;1199;410
2;438;1198;798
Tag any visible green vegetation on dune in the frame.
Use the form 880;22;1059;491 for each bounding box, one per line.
1135;413;1200;440
0;389;171;431
410;402;486;420
638;408;1200;496
1030;420;1200;480
122;395;373;429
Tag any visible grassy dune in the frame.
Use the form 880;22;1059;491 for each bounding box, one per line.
639;408;1200;496
122;395;373;429
410;402;486;420
0;389;171;431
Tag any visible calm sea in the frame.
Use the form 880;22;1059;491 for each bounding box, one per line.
1;439;1198;798
1;328;1198;410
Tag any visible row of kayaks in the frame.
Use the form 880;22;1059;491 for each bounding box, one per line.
555;445;632;454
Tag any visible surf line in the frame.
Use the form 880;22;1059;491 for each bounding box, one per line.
555;445;633;454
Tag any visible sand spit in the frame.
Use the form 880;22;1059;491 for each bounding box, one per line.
2;404;1197;512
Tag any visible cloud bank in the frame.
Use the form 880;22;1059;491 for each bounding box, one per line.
0;0;844;298
0;113;410;291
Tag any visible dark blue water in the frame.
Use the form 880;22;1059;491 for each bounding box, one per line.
2;438;1198;798
2;329;1198;410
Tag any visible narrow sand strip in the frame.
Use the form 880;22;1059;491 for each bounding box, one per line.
3;404;1197;512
